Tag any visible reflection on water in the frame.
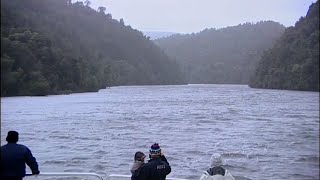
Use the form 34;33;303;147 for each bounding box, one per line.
1;85;319;180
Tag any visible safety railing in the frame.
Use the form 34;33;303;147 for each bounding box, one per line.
26;172;189;180
26;172;103;180
108;174;189;180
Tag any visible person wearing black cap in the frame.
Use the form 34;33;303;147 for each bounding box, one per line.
0;131;40;179
136;143;171;180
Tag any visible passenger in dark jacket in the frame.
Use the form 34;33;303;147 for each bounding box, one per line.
137;143;171;180
0;131;40;179
131;151;146;180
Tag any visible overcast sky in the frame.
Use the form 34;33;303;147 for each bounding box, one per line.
83;0;317;33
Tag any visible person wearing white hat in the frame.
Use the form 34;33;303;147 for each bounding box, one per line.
199;153;235;180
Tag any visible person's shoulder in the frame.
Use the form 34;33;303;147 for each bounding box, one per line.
143;161;153;167
137;161;151;174
1;143;29;151
207;166;226;176
224;170;235;180
16;143;27;147
141;159;158;168
16;143;31;151
1;143;20;148
1;144;7;150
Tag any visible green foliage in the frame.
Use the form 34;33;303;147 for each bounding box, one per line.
155;21;285;84
1;0;185;96
249;1;319;91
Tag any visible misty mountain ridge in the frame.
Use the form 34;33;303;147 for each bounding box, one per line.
155;21;286;84
142;31;180;40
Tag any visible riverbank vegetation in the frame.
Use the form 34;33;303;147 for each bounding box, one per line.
1;0;318;96
1;0;185;96
249;1;319;91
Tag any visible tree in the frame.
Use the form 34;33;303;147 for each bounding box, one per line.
73;1;84;7
84;0;91;6
119;18;124;26
106;13;112;19
98;6;106;14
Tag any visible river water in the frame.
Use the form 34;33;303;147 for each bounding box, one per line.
1;84;319;180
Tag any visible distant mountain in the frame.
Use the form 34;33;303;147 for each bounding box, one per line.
143;31;179;40
1;0;186;96
249;1;319;91
155;21;285;84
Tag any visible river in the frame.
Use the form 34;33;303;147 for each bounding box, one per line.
1;84;319;180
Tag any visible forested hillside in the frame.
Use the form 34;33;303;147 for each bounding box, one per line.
249;1;319;91
155;21;285;84
143;31;178;40
1;0;185;96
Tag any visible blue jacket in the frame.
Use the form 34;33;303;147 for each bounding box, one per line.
0;143;39;177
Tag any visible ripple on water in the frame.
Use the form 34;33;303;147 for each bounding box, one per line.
71;157;90;161
222;161;250;172
290;173;316;180
78;137;102;141
49;135;71;140
93;164;106;171
198;119;216;124
185;150;208;156
94;150;107;154
222;152;248;158
247;153;267;159
43;160;66;165
64;168;84;172
194;116;207;119
1;85;319;180
297;155;320;163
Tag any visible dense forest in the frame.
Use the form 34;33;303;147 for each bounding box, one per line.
1;0;185;96
155;21;285;84
249;1;319;91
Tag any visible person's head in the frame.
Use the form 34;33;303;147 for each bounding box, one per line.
134;151;146;162
149;143;161;159
6;131;19;143
210;153;223;167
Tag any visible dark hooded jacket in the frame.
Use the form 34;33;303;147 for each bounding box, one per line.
136;155;171;180
0;143;39;178
207;166;226;176
131;161;144;180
